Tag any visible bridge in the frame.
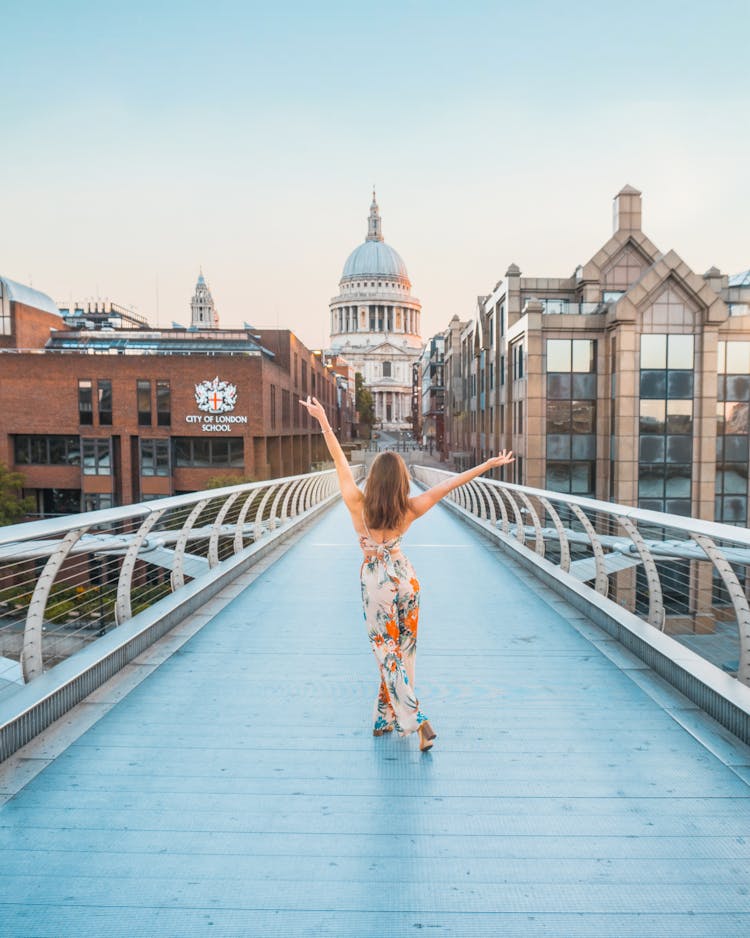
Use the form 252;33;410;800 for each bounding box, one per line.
1;467;750;936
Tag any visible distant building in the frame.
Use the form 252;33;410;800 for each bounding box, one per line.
419;334;445;454
444;185;750;524
328;191;424;431
0;277;343;517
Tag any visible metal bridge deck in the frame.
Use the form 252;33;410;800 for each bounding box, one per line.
2;497;750;937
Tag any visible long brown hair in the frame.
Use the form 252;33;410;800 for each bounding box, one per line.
363;451;411;531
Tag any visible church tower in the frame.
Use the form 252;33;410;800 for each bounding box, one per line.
190;271;218;328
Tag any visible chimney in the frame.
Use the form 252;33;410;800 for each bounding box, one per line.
613;184;642;233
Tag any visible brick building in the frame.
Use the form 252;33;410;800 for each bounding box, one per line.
0;277;349;517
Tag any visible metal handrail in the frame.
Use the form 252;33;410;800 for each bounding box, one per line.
411;466;750;687
0;467;362;693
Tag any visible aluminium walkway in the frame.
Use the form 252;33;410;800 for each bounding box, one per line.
1;496;750;937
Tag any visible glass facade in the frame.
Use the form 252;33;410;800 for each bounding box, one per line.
98;380;113;426
14;435;80;465
0;280;10;336
82;438;112;476
545;339;597;495
78;380;93;425
156;380;171;427
638;334;693;515
173;437;244;468
716;341;750;524
137;379;152;426
140;439;170;476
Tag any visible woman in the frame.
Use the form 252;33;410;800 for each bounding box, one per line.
299;395;514;752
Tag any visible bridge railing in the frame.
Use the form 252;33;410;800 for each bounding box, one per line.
0;468;360;705
412;466;750;687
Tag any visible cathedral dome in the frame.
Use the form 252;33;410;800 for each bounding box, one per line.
341;240;409;282
339;191;410;286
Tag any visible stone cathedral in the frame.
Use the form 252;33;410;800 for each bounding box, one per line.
328;192;423;430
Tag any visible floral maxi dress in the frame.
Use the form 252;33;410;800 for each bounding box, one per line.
359;512;428;736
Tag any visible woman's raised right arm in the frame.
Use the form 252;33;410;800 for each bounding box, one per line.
408;451;514;520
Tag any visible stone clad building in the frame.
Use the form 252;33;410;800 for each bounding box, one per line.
0;275;344;516
328;192;423;431
442;186;750;525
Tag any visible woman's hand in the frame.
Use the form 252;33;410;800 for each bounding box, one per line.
298;395;329;428
484;449;515;470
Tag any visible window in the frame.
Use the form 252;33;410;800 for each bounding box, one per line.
156;380;171;427
14;435;80;466
282;389;291;428
301;360;308;393
0;280;10;336
39;489;81;517
716;341;750;524
137;380;152;426
638;334;694;515
97;380;112;426
78;380;93;425
382;361;391;377
140;439;170;476
270;384;277;428
82;438;111;476
173;437;244;468
545;339;597;496
83;493;114;512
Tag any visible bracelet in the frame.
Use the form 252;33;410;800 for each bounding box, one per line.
321;427;334;435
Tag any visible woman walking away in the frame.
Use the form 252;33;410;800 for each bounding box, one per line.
299;395;514;752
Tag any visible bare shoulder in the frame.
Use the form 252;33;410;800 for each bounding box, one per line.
346;492;366;531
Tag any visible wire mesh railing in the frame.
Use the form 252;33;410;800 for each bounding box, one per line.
0;467;358;705
411;466;750;687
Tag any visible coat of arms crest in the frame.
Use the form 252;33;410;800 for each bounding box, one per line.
194;376;238;414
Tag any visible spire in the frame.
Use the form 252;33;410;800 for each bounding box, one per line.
366;187;383;242
191;270;218;329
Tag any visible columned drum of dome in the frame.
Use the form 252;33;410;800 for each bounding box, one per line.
329;192;424;432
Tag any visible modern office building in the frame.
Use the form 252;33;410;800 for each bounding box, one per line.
0;278;345;517
328;191;424;431
441;186;750;524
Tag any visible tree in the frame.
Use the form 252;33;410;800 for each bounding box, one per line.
0;464;35;526
355;372;374;436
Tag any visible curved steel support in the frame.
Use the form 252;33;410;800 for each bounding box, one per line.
502;489;526;544
233;489;261;554
694;534;750;686
116;509;167;622
570;504;608;596
464;480;480;517
269;480;293;530
208;492;242;569
253;484;277;541
618;516;665;628
539;496;571;572
487;485;510;534
171;499;210;592
478;480;496;524
517;491;545;557
22;527;88;682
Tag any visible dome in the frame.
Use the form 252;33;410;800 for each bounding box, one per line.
341;240;409;283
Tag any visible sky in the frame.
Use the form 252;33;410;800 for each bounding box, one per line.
1;0;748;350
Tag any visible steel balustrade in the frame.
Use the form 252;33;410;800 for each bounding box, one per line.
411;465;750;687
0;467;361;698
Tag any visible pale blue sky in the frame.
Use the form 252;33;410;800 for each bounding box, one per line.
2;0;748;348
